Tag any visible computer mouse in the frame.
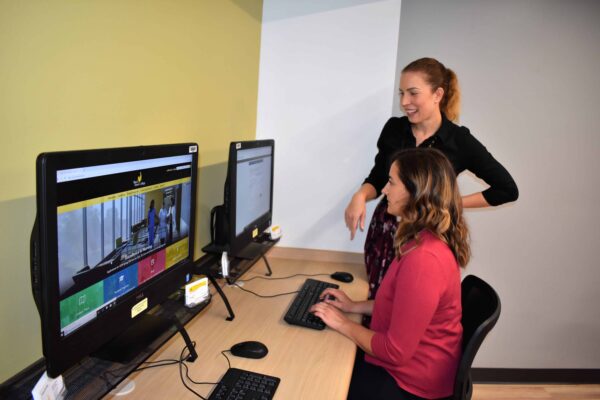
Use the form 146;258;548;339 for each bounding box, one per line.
330;271;354;283
230;341;268;359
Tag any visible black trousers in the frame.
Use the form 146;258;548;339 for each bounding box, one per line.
347;349;427;400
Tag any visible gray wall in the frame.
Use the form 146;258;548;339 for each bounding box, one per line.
395;0;600;369
258;0;600;368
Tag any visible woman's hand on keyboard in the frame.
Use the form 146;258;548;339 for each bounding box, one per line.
320;288;375;316
319;288;354;312
310;301;349;331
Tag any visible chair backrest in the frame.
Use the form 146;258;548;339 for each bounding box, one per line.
453;275;501;400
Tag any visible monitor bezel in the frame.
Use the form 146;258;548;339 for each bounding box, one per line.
35;143;198;377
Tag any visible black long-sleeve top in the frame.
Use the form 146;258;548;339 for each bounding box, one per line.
364;115;518;206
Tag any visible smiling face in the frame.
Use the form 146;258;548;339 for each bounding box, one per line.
381;162;411;217
399;71;444;125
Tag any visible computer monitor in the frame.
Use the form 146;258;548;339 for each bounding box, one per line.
225;139;274;260
31;143;198;378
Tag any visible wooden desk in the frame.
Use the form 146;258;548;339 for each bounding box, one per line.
106;256;368;400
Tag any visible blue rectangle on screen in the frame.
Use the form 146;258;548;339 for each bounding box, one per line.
103;264;138;302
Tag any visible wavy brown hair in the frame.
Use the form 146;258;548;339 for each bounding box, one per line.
391;148;470;267
402;57;461;123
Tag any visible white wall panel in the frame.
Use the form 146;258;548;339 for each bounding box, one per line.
257;0;402;251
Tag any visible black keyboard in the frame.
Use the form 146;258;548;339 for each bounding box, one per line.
208;368;280;400
284;278;339;330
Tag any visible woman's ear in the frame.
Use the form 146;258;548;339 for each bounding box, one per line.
434;86;444;104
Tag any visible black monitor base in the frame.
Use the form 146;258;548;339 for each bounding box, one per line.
201;238;278;284
92;314;198;364
225;253;273;284
1;296;208;400
194;257;236;321
201;242;227;255
235;241;272;260
206;272;236;321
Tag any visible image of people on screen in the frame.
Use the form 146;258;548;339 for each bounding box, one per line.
147;199;158;248
57;182;192;298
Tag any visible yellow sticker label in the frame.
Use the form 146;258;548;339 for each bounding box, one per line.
131;298;148;318
252;228;258;238
189;280;207;292
185;277;209;306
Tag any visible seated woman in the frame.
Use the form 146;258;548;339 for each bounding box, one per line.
311;148;470;400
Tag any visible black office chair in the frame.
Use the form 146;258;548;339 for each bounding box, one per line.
453;275;501;400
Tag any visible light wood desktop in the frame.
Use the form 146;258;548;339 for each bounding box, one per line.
106;256;368;400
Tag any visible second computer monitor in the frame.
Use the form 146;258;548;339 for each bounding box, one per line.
226;139;274;259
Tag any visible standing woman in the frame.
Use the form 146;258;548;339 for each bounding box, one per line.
344;57;518;301
313;148;469;400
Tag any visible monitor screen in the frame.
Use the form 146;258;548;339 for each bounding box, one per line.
226;140;274;259
34;143;198;377
235;146;272;236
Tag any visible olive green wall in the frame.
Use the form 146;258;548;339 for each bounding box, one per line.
0;0;262;381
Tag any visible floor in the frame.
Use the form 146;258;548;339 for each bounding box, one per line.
473;384;600;399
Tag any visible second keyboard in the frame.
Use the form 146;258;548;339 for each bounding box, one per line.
284;278;339;330
208;368;280;400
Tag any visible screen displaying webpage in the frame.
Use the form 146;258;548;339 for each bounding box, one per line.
55;155;193;337
235;146;272;236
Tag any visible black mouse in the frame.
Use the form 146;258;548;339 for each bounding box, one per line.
230;341;268;359
330;271;354;283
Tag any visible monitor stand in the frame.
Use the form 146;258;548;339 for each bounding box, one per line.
235;241;272;260
199;238;278;284
194;257;236;321
3;297;205;400
92;313;197;364
224;242;274;284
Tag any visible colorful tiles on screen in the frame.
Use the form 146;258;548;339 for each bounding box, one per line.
138;249;166;284
103;263;138;302
166;237;189;269
59;282;104;329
